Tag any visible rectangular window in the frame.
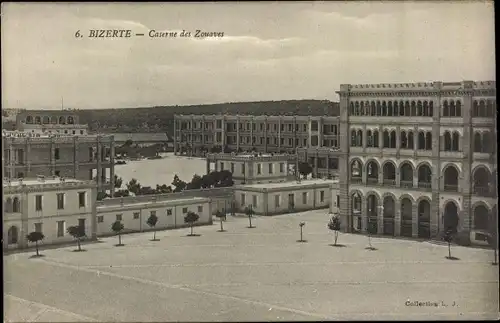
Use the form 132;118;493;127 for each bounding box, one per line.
274;195;280;207
97;216;104;223
268;163;273;174
54;148;60;160
167;209;172;216
35;195;43;211
320;191;325;203
56;193;65;210
57;221;65;237
198;206;203;213
241;163;246;175
302;192;307;204
35;223;43;233
241;193;246;206
231;163;235;174
116;214;122;221
280;163;285;173
182;207;188;214
337;195;340;208
78;218;86;230
133;212;140;219
78;192;86;208
220;162;224;170
252;195;257;208
257;164;262;175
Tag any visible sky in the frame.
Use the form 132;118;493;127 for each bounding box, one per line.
1;1;496;110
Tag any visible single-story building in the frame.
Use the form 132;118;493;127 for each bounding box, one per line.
233;179;338;216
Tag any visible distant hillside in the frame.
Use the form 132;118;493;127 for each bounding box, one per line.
76;100;339;136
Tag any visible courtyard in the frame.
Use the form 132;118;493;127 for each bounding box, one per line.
4;210;499;322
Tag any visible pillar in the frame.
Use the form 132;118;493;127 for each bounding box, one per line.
377;203;384;235
361;195;367;233
394;199;401;236
412;202;418;238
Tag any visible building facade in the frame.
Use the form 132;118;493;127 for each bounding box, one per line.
174;114;340;157
206;153;297;184
2;131;116;195
95;196;212;236
3;177;98;250
16;110;89;135
336;80;497;245
233;179;336;216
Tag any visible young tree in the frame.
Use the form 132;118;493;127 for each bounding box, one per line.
443;227;455;259
215;210;226;232
244;205;255;228
184;211;200;236
114;175;123;189
67;225;86;251
298;222;306;242
298;162;313;179
147;213;159;241
366;220;377;250
26;231;45;257
328;216;341;246
112;221;125;246
126;178;141;196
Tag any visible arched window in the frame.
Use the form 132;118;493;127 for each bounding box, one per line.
5;197;13;213
452;132;460;151
429;101;434;117
400;131;408;149
443;101;449;117
387;101;393;116
423;101;429;116
404;101;410;116
376;101;382;116
367;130;373;147
382;101;387;116
408;131;414;149
371;102;376;116
411;101;417;116
425;132;432;150
354;102;359;115
58;116;66;124
390;131;396;148
482;132;491;153
399;101;405;116
417;101;423;116
418;132;425;150
42;116;50;124
35;116;42;124
474;132;482;153
351;160;362;177
357;130;363;147
449;101;456;117
473;101;479;117
365;101;370;115
351;130;357;147
486;100;494;117
25;116;33;124
479;100;486;117
352;192;362;213
8;226;18;244
12;197;20;213
360;102;365;115
455;101;462;117
51;116;58;124
393;101;399;116
67;116;75;124
444;132;452;151
383;130;390;148
350;102;355;115
373;130;379;148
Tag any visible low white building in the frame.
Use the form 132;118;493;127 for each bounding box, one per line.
95;196;212;236
3;177;98;250
233;179;338;216
206;153;297;184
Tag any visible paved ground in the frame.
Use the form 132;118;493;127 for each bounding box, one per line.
4;210;499;321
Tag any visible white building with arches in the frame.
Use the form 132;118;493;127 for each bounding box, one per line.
337;80;497;245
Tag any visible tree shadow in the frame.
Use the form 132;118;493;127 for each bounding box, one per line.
365;247;378;251
296;239;308;243
150;239;160;242
329;244;347;248
72;249;87;252
114;244;125;247
29;254;45;259
445;256;460;261
217;229;227;232
186;234;201;237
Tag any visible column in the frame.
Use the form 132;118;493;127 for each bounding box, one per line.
395;166;400;188
412;202;418;238
361;196;367;233
318;118;324;147
263;190;269;216
377;203;384;235
413;125;418;157
362;124;367;153
314;155;318;178
430;193;440;237
395;125;401;159
394;199;401;236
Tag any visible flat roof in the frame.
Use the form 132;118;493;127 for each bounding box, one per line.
97;196;209;209
3;178;85;187
237;179;338;190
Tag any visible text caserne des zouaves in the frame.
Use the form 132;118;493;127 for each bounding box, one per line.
75;29;224;38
